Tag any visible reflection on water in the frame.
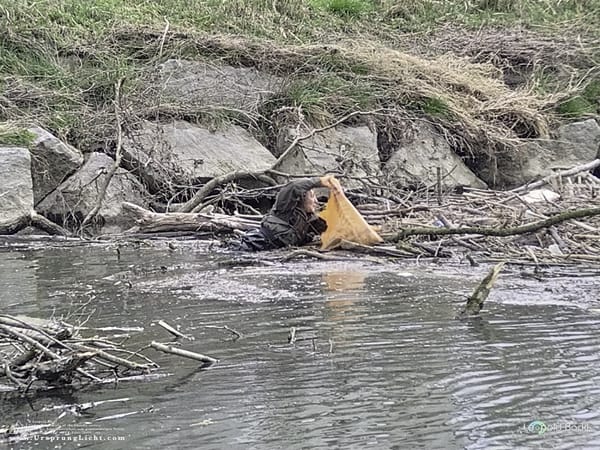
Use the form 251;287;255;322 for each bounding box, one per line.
1;241;600;449
323;270;365;325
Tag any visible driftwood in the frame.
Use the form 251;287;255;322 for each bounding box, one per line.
0;314;217;392
157;320;195;341
2;156;588;267
387;206;600;240
204;325;242;340
122;201;260;234
0;212;71;236
458;262;505;318
150;341;218;365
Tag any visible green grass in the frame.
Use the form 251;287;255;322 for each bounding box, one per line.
272;75;378;124
1;0;598;45
311;0;375;17
555;77;600;118
0;125;36;147
419;97;452;119
557;96;597;118
582;79;600;110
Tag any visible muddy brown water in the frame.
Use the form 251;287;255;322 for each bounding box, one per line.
1;239;600;449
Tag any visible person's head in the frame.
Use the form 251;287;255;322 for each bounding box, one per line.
303;189;319;213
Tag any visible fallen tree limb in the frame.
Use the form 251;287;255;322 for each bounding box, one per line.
386;206;600;241
68;342;150;370
0;212;71;236
0;215;29;235
0;315;73;349
122;201;260;233
177;170;271;214
31;212;71;236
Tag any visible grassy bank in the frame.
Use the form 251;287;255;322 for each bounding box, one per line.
0;0;598;167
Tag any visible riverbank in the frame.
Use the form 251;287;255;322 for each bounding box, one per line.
1;0;600;261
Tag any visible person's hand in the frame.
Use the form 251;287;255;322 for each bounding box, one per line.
320;174;342;194
320;174;336;188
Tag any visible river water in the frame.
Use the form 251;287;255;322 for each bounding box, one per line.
1;238;600;449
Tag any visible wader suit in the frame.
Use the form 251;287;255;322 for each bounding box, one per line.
239;178;328;251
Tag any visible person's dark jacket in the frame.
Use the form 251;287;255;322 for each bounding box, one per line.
239;178;328;251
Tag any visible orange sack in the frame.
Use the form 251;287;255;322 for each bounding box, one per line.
319;178;383;250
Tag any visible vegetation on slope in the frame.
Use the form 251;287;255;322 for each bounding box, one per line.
0;0;598;183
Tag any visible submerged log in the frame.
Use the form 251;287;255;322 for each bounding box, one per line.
122;202;259;234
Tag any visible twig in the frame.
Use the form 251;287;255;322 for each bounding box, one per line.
281;248;347;261
80;79;125;232
273;109;384;168
150;341;218;365
69;343;149;370
157;19;170;59
288;327;296;344
0;324;62;361
204;325;242;340
156;320;194;341
3;362;26;388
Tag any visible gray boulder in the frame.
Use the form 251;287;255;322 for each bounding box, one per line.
481;119;600;188
37;152;148;233
517;118;600;183
151;59;282;110
273;126;381;188
28;127;84;205
123;120;277;190
0;147;34;233
383;123;487;189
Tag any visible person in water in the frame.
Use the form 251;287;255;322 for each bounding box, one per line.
237;175;337;251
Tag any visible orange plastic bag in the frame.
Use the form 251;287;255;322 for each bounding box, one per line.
319;178;383;250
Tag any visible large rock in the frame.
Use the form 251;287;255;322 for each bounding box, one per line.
477;119;600;188
28;127;84;205
383;124;487;189
273;126;381;188
0;147;34;233
122;120;277;190
151;59;282;110
506;118;600;187
37;153;148;233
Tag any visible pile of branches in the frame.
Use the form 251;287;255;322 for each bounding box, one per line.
117;158;600;268
362;163;600;266
0;315;216;393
